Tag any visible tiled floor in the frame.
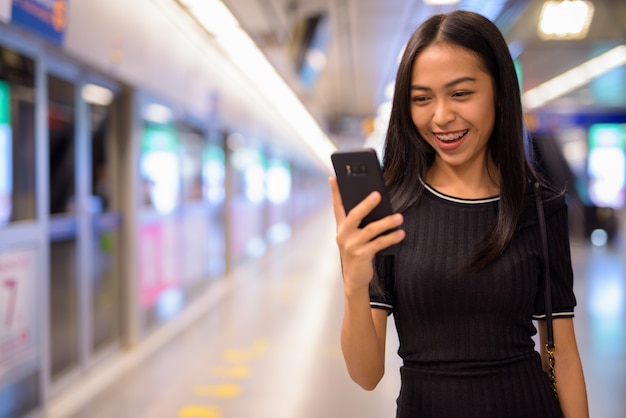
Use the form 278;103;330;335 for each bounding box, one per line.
52;205;625;418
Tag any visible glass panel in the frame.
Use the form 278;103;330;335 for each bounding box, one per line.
266;158;292;245
48;74;78;381
204;141;225;277
49;234;79;379
48;76;75;215
139;121;181;214
179;125;208;298
91;214;121;351
227;135;267;265
0;47;36;227
91;103;113;212
179;125;204;203
90;100;122;352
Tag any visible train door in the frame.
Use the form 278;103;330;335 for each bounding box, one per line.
0;44;42;418
46;64;123;389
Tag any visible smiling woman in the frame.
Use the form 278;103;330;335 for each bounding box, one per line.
330;9;590;418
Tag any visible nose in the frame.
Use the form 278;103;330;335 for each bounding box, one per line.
433;99;455;126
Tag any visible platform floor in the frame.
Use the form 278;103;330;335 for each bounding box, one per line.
50;205;625;418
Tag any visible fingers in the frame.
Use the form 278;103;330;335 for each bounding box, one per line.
329;176;405;256
329;177;346;223
361;214;405;250
367;225;406;253
339;212;405;256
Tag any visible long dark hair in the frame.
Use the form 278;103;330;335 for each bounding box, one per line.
382;10;538;270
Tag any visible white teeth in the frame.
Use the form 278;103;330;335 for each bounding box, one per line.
435;130;468;142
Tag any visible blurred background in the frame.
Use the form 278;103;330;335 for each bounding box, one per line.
0;0;624;417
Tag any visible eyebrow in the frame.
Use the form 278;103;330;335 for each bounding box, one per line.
411;76;478;91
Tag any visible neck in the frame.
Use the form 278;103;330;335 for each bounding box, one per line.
426;159;499;199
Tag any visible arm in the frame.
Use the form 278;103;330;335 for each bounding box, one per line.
537;319;589;418
341;297;389;390
329;177;405;390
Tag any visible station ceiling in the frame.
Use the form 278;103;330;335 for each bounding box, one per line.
219;0;626;148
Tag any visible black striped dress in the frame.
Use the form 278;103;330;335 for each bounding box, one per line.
371;182;575;418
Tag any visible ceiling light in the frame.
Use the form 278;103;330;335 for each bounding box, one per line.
522;45;626;109
142;103;174;124
177;0;336;172
178;0;239;38
538;1;594;40
81;84;114;106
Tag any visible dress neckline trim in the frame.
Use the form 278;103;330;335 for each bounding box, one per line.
422;180;500;204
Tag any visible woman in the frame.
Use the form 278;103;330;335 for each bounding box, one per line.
329;10;588;418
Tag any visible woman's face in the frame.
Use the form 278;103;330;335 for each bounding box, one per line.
410;42;496;174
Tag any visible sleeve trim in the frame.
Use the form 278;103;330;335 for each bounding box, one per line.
370;301;393;311
532;311;574;320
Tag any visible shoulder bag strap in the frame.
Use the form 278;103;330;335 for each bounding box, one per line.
533;182;557;398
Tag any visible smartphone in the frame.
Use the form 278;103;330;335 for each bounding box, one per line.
331;148;399;253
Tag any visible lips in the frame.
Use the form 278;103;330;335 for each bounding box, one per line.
432;129;468;151
434;130;468;143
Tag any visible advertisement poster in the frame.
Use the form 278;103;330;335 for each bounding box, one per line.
0;247;37;382
11;0;68;46
137;221;182;309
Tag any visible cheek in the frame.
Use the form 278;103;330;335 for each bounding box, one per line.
410;108;427;130
478;95;496;120
411;110;434;145
469;105;496;133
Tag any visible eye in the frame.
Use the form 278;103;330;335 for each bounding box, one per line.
411;95;430;104
452;91;472;98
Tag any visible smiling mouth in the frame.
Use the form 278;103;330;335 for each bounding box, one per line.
434;130;468;143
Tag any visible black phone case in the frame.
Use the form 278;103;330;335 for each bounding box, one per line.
331;148;394;228
331;148;399;254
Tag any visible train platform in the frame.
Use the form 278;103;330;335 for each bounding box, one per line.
46;205;624;418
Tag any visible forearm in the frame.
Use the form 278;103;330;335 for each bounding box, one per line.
539;319;589;418
554;350;589;418
341;286;386;390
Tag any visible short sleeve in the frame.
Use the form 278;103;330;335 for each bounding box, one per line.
369;253;394;314
533;194;577;320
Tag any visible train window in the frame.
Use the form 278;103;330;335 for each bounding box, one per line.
48;75;75;215
179;125;205;203
203;143;225;205
90;100;114;212
0;47;36;227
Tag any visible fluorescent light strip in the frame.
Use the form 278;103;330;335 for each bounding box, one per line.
522;45;626;109
179;0;337;172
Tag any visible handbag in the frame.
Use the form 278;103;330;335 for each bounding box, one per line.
533;182;558;398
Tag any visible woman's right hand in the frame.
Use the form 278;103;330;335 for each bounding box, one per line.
329;177;405;293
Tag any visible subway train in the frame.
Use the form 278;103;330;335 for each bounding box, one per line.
1;1;626;417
